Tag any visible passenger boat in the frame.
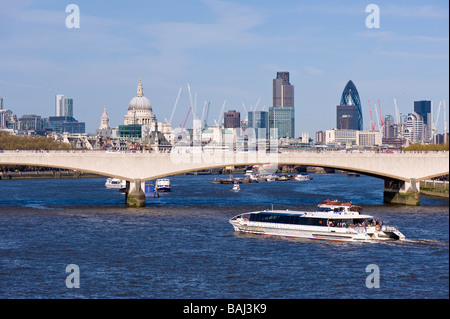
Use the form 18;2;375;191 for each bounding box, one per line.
105;178;126;189
294;174;312;181
229;200;405;242
155;178;171;192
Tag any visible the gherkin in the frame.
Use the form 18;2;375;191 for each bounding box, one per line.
339;80;363;130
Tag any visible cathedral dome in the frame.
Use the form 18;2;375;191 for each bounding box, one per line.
128;77;152;112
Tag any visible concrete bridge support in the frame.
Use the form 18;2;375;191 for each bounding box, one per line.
383;178;420;206
125;179;146;207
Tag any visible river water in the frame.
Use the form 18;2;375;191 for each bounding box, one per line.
0;173;448;299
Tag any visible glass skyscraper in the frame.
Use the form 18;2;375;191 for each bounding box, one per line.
336;80;362;130
55;94;73;117
414;100;431;140
270;72;295;138
248;111;269;139
269;107;295;139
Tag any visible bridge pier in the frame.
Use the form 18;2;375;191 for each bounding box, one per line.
383;178;420;206
125;179;146;207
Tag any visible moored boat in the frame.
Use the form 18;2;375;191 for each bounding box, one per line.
294;174;312;181
155;178;171;192
229;200;405;242
105;178;126;189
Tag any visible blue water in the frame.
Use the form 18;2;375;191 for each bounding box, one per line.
0;173;448;299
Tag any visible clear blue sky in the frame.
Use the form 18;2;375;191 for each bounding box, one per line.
0;0;448;136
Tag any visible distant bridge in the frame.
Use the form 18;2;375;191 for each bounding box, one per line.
1;150;448;206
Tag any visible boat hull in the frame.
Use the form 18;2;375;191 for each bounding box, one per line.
230;220;402;242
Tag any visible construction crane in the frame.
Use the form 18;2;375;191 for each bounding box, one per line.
253;97;261;112
432;101;442;139
378;100;384;128
444;100;448;143
204;102;210;129
368;100;376;131
242;102;248;120
187;83;195;118
216;100;226;127
168;87;182;124
180;107;192;135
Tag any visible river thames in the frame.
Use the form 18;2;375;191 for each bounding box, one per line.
0;173;448;299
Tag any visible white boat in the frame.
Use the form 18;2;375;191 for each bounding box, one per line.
105;178;126;189
155;178;171;192
265;174;278;182
295;174;312;181
231;183;240;192
229;199;405;242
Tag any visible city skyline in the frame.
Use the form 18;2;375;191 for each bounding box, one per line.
0;0;448;136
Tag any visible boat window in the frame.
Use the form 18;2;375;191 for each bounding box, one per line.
250;213;328;226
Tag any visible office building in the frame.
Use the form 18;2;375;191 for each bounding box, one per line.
18;114;46;131
414;100;431;140
336;80;362;130
224;110;240;129
404;112;424;143
55;95;73;117
48;116;85;134
315;131;325;144
325;129;381;146
383;115;396;138
269;107;295;138
248;110;269;139
270;72;295;138
273;72;294;107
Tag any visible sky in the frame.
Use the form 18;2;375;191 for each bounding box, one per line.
0;0;448;137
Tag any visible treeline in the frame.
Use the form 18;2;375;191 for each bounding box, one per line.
404;142;449;152
0;131;74;150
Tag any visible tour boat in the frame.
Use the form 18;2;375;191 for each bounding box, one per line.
229;200;405;242
294;174;312;181
105;178;126;189
155;178;171;192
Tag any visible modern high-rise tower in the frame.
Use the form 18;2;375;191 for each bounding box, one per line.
336;80;362;130
55;94;73;117
273;71;294;107
270;72;295;138
414;100;431;140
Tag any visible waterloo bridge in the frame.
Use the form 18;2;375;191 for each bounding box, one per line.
0;150;448;207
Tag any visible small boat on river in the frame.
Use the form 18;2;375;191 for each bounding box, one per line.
155;178;171;192
229;199;405;242
105;178;126;189
231;183;241;192
295;174;312;181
